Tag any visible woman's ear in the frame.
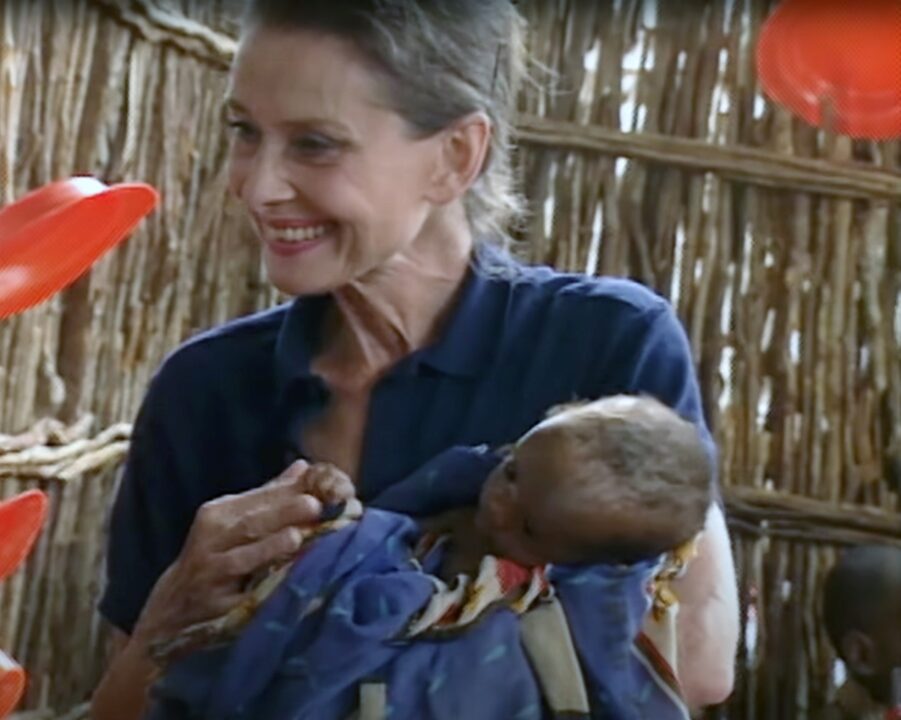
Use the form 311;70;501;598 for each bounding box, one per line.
841;630;878;678
425;112;492;206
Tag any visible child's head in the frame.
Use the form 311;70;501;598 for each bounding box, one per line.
823;545;901;704
475;395;712;567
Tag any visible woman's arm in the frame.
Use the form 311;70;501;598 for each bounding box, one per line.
91;630;156;720
671;502;739;709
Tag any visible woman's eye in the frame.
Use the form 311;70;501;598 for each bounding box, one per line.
291;134;340;157
225;119;258;143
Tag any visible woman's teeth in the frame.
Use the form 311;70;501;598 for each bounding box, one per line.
272;225;328;243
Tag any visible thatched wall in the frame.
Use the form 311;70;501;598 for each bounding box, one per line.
1;0;900;717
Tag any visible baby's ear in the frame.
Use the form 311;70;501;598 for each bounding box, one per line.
841;630;878;678
484;480;521;530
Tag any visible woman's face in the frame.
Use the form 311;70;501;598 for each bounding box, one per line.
226;26;445;295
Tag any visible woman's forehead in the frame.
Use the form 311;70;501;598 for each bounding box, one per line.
230;26;388;119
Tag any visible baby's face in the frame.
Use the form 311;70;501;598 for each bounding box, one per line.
476;419;601;566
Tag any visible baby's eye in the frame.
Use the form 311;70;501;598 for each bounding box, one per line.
503;459;517;482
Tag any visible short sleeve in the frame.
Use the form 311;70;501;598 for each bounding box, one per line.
596;302;719;489
98;374;201;634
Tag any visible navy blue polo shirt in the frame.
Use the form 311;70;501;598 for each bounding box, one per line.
99;251;716;635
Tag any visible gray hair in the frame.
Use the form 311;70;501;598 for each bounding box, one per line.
241;0;527;240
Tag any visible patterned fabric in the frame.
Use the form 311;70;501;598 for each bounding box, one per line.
638;534;702;691
404;538;551;639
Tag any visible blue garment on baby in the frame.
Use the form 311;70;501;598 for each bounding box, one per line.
146;447;686;719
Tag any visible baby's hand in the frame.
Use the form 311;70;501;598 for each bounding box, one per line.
300;463;357;505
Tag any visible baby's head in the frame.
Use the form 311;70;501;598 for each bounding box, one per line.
475;395;713;567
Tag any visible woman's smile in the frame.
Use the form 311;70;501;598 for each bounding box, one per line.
256;217;338;258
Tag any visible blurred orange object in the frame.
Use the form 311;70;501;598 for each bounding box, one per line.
0;489;48;582
757;0;901;139
0;651;25;719
0;487;49;718
0;177;158;319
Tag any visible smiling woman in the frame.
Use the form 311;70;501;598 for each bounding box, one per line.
224;28;474;297
90;2;738;718
221;1;524;298
240;0;525;230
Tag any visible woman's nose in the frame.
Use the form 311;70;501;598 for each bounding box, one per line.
237;144;296;209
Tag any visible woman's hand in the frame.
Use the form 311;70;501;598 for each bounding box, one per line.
132;459;324;643
91;459;325;720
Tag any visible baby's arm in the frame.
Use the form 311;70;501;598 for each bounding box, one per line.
420;509;496;581
419;507;473;537
303;467;495;579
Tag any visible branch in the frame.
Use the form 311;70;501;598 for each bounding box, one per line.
87;0;235;69
724;485;901;547
517;116;901;201
0;420;131;482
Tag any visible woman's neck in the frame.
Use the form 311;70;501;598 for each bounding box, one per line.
313;208;474;391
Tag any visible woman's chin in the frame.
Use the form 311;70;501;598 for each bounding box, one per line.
263;257;342;297
266;271;332;297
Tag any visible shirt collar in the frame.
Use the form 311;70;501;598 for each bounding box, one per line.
274;293;329;393
273;245;518;392
412;250;512;378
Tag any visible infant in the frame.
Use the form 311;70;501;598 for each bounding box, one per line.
305;394;713;578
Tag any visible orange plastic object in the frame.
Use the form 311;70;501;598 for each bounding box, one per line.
0;490;48;582
756;0;901;139
0;651;24;718
0;177;158;319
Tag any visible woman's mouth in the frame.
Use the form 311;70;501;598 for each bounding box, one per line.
262;222;334;257
272;224;328;243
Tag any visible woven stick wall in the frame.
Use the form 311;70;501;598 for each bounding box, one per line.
1;0;899;717
0;420;127;715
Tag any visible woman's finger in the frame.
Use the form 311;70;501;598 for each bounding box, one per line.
216;525;306;580
192;489;322;553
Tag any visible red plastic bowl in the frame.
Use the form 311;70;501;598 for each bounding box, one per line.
0;177;158;319
0;652;25;718
0;490;49;582
757;0;901;139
